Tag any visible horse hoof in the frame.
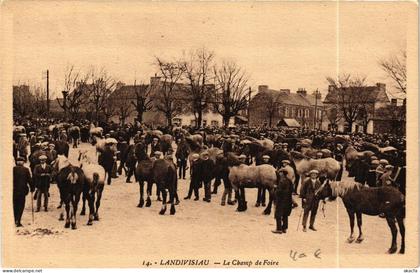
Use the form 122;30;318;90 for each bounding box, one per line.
146;199;151;207
71;224;77;230
347;237;355;243
94;215;99;221
64;222;70;228
255;203;260;207
387;247;397;254
159;210;166;215
262;203;266;207
87;221;92;226
170;207;176;215
399;248;405;254
263;210;271;215
355;237;364;243
80;210;85;216
175;200;180;205
138;199;144;207
58;213;64;221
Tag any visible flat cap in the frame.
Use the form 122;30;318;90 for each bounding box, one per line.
309;169;319;175
282;159;291;164
39;155;48;160
379;159;389;165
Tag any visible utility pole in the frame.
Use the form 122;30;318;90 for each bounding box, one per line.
313;89;319;130
248;87;251;127
46;70;50;114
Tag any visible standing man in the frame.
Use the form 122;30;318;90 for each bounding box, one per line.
150;137;161;157
175;136;189;180
184;153;201;200
300;169;322;232
18;133;29;161
33;155;53;212
13;157;34;227
272;170;294;234
201;151;214;202
99;139;116;185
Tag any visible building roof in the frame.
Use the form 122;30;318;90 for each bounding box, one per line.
324;83;389;104
259;89;312;107
278;118;301;127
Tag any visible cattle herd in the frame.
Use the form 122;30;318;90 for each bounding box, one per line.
12;117;406;254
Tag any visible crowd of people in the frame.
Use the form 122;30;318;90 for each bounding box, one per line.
12;117;406;235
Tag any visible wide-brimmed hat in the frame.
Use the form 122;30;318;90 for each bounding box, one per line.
238;154;246;159
371;160;380;166
154;151;163;157
39;155;48;160
379;159;389;165
262;155;270;160
281;159;291;165
309;169;319;175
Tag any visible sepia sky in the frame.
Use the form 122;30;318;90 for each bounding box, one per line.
6;1;411;98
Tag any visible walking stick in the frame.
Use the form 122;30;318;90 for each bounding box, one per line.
296;207;303;231
30;191;34;224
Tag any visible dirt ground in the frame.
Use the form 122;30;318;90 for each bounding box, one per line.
4;143;416;268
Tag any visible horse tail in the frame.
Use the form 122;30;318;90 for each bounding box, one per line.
93;172;99;186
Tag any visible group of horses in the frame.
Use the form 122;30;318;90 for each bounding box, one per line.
18;122;406;255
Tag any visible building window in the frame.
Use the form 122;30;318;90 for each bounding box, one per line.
285;107;289;117
305;109;309;118
291;107;295;117
211;120;219;127
297;109;302;118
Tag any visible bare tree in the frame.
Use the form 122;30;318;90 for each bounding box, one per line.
13;85;34;118
182;48;215;129
31;85;48;117
58;66;90;120
102;99;117;123
113;90;134;126
213;61;249;127
153;57;186;127
86;68;116;122
325;105;341;130
379;50;406;93
131;82;153;124
326;74;372;133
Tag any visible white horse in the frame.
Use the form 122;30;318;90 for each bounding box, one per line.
78;150;106;225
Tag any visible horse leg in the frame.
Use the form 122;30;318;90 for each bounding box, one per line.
386;217;398;254
94;188;103;221
80;190;86;215
355;212;364;243
396;216;405;254
255;186;261;207
145;181;152;207
137;180;145;208
159;186;167;215
235;189;242;211
169;187;176;215
263;189;273;215
71;195;79;230
64;202;70;228
87;192;95;226
238;187;247;212
346;210;355;243
261;187;266;207
156;185;162;201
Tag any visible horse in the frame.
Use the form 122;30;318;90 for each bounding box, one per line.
318;181;405;254
89;126;103;142
78;150;106;225
227;153;277;215
290;151;341;181
52;155;85;229
134;142;178;214
54;140;70;157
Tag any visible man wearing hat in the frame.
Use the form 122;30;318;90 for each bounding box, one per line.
59;130;68;142
201;151;215;202
282;143;289;152
175;136;190;180
33;155;53;212
375;159;389;184
367;160;380;187
379;165;395;187
300;169;322;232
150;137;161;158
99;140;116;185
18;134;29;161
261;155;270;164
184;153;201;200
238;154;247;164
13;157;34;227
46;143;57;165
272;169;294;234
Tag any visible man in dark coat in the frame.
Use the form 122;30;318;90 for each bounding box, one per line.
201;151;215;202
300;169;322;232
272;170;294;234
184;153;201;200
99;141;116;185
117;139;129;176
150;137;161;157
33;155;53;212
175;137;189;180
13;157;34;227
124;144;137;183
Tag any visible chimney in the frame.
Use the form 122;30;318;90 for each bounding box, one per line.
376;83;386;92
297;88;307;96
258;85;268;93
150;74;161;86
280;89;290;94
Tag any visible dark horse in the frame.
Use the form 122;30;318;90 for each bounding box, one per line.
135;142;178;215
318;181;405;254
54;161;85;229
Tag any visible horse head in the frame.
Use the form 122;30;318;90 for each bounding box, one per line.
316;180;335;201
226;152;242;167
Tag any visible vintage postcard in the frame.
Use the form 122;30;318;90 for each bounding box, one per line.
1;0;418;269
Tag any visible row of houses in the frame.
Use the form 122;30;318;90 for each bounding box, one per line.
13;76;406;134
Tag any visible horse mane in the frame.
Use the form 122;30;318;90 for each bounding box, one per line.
330;180;363;198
